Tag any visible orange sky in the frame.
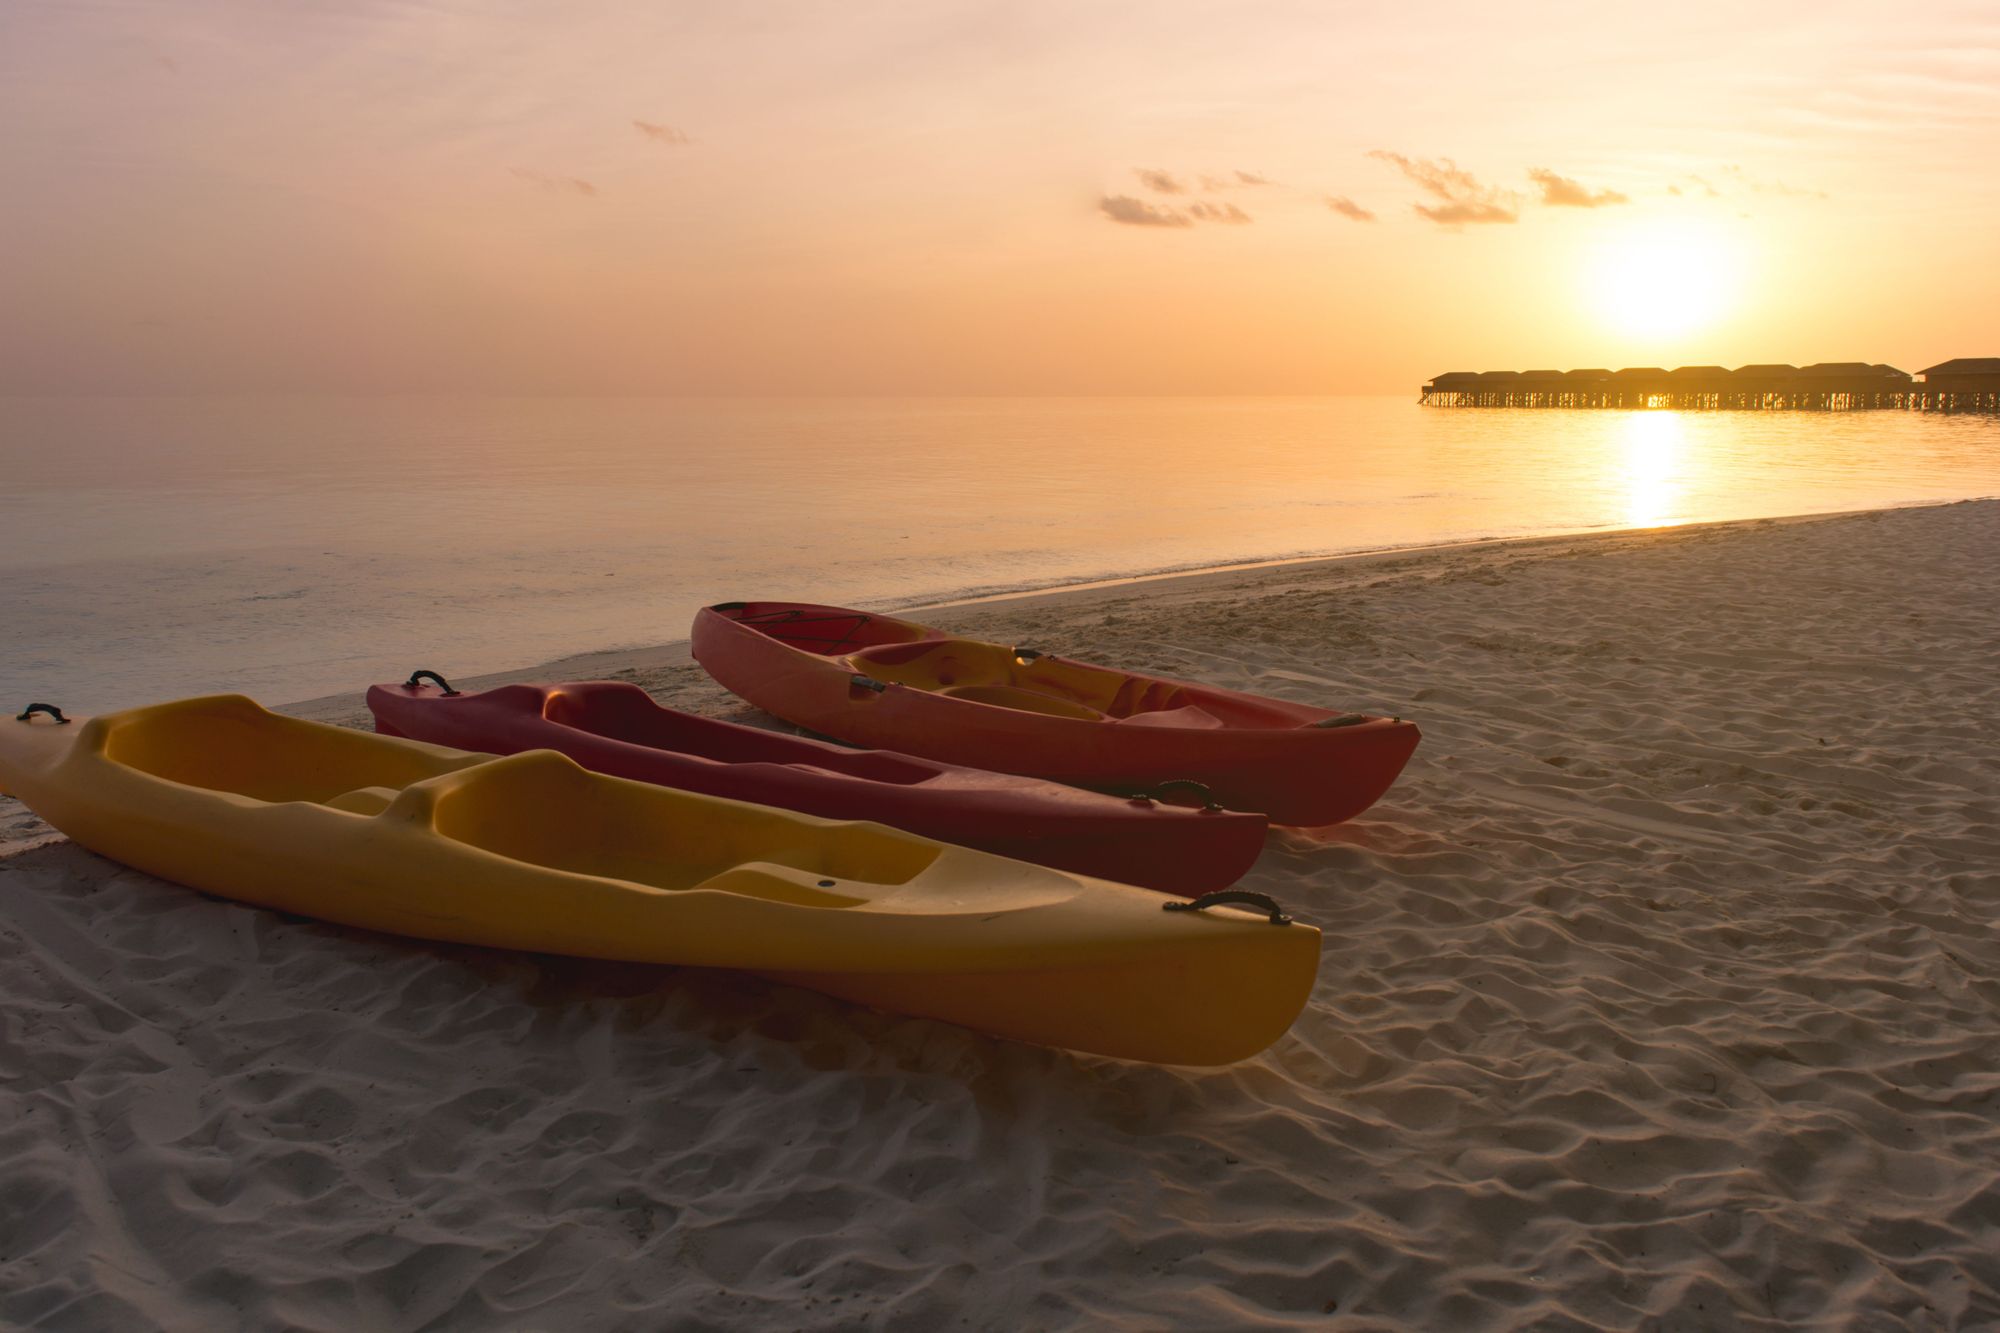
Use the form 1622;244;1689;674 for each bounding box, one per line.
2;2;1996;394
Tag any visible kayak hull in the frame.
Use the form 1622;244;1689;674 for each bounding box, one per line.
366;680;1267;896
691;602;1421;826
0;697;1317;1064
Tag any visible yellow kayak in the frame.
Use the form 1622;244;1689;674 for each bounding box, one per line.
0;696;1318;1064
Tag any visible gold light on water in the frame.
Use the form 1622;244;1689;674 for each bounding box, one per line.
1620;411;1686;528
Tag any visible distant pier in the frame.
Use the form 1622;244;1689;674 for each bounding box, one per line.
1420;359;2000;411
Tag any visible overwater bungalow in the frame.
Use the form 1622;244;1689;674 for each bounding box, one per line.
1917;358;2000;411
1420;356;1982;411
1666;365;1731;409
1791;362;1912;409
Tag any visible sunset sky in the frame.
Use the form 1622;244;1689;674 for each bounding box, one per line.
3;1;1996;395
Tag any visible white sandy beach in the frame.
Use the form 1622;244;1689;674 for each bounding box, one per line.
3;499;1997;1329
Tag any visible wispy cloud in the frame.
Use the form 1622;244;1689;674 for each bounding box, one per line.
1725;165;1829;200
512;168;598;198
1188;201;1253;224
1178;168;1276;193
1099;195;1191;227
1419;200;1513;225
1673;165;1830;202
1325;196;1375;222
1367;151;1517;225
1528;168;1629;208
633;120;691;147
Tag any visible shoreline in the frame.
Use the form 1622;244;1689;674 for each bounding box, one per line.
10;496;1994;848
280;495;1990;721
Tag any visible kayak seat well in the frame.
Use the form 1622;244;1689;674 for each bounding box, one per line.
544;682;943;785
100;696;469;804
933;683;1107;720
847;640;1112;720
1111;706;1228;730
690;863;870;909
425;751;943;897
844;639;1269;726
324;786;401;815
844;636;1340;731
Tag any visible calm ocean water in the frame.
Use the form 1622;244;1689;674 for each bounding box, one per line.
4;395;1997;712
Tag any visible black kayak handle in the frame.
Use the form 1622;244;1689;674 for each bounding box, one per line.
1135;778;1223;811
15;703;70;725
850;673;887;694
404;670;461;697
1163;891;1292;926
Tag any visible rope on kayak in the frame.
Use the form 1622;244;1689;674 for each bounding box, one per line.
1163;891;1292;926
1133;778;1223;811
404;670;462;697
14;703;70;725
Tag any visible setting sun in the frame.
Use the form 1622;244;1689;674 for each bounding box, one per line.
1586;221;1746;342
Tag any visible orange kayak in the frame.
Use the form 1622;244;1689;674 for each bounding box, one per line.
691;602;1421;826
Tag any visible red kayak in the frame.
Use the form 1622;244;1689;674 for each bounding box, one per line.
366;674;1267;895
691;602;1421;826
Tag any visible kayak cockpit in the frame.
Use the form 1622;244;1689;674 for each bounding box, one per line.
540;682;943;786
843;639;1309;729
98;695;472;803
323;786;401;816
847;640;1117;718
423;751;946;897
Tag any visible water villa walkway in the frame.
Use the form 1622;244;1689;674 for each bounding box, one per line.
1421;359;2000;411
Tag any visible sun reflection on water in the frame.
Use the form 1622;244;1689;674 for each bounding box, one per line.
1620;411;1686;528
